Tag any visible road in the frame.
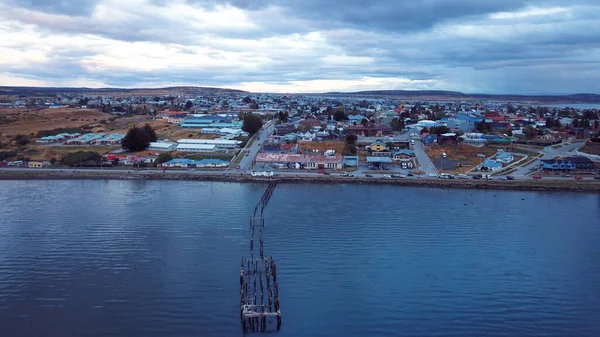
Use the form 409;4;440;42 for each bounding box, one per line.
229;120;275;173
412;141;438;175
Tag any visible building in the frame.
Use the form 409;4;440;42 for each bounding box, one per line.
344;125;393;137
539;156;599;173
480;159;503;172
27;161;49;168
343;156;359;167
366;156;393;170
495;152;514;164
255;153;343;170
176;144;217;152
148;141;177;151
177;139;242;149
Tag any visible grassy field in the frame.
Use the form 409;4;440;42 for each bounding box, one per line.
426;144;497;173
0;108;109;135
298;141;345;155
580;143;600;156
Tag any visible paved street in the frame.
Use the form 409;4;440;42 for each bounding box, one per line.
230;120;275;173
412;141;438;175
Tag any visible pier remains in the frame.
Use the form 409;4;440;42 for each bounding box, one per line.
240;182;281;332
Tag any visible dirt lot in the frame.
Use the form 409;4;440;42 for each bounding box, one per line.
0;108;109;135
426;144;497;173
298;141;346;155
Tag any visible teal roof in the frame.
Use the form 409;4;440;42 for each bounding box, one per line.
371;140;387;147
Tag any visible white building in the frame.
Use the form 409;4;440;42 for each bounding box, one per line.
176;144;217;152
177;139;241;149
148;142;176;151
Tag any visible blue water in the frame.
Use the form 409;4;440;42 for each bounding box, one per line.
1;180;599;337
539;103;600;109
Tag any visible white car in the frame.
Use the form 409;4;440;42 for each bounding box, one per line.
428;173;437;177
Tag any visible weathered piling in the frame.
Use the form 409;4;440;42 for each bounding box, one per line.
240;182;282;333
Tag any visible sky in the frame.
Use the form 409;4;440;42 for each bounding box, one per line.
0;0;599;94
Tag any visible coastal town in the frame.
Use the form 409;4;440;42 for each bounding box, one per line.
1;87;599;185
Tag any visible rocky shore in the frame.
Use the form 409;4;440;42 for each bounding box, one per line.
1;170;599;192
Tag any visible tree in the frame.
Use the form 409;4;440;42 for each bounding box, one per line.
390;117;405;131
14;135;29;146
49;157;57;165
333;110;346;121
122;126;152;152
361;118;369;126
523;125;538;140
156;153;173;165
420;127;428;134
61;151;101;166
242;113;263;135
242;96;253;104
184;100;194;110
342;144;357;155
430;126;450;135
142;124;158;142
507;105;517;114
476;120;492;133
345;134;357;145
278;112;289;123
595;120;599;130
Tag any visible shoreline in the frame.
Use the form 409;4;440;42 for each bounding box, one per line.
1;170;599;192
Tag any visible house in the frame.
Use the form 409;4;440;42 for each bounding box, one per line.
299;119;322;128
370;140;388;153
539;156;599;173
422;134;437;144
148;141;177;151
480;159;503;172
344;125;392;137
489;122;512;133
495;152;514;164
263;143;299;154
437;133;459;145
392;150;415;168
177;139;241;149
392;150;414;161
27;161;48;168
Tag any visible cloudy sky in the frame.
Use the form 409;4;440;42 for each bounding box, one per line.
0;0;599;94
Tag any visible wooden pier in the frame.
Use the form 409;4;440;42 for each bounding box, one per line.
240;182;281;333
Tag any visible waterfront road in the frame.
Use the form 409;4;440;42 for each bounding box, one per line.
2;166;598;182
412;141;438;175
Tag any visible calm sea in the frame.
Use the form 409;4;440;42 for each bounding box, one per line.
1;180;599;337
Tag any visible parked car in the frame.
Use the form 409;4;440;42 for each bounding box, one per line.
458;174;469;179
407;173;414;177
365;174;373;177
593;176;600;180
428;173;437;177
506;175;515;180
574;176;583;180
533;175;542;179
473;174;483;180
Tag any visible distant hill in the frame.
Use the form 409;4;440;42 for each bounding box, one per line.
321;90;600;104
0;86;247;97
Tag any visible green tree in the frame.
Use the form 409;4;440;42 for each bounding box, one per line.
122;126;152;152
523;125;538;140
184;100;194;110
476;120;492;133
156;153;173;165
142;124;158;142
390;117;405;131
342;144;357;155
420;127;428;134
49;157;57;165
345;134;357;145
430;126;450;135
242;114;263;135
249;102;259;109
333;110;346;121
14;135;30;146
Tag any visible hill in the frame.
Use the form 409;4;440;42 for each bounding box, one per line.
0;86;247;97
321;90;600;103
